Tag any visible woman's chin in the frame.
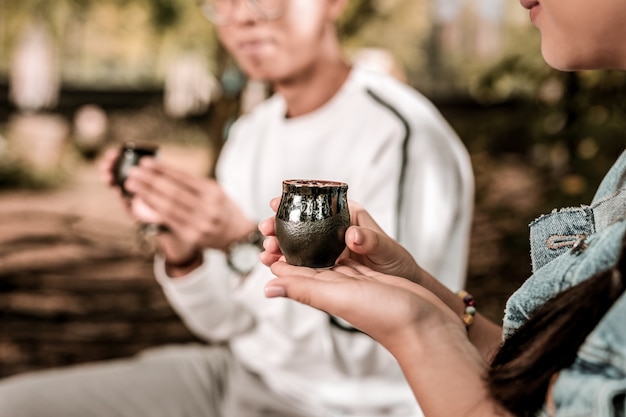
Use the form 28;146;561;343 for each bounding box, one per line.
541;46;608;72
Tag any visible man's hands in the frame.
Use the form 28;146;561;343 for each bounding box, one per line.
99;147;257;276
124;158;254;251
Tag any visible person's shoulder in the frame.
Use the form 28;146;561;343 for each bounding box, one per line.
354;67;434;114
351;66;448;125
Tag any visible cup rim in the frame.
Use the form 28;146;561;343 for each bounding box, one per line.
122;141;159;154
282;179;348;188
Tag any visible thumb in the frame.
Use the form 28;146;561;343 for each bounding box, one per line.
344;225;419;282
269;197;281;212
345;225;384;255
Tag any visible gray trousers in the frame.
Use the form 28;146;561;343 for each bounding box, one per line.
0;344;309;417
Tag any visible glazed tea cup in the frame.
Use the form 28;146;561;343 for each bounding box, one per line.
275;179;350;268
112;141;158;196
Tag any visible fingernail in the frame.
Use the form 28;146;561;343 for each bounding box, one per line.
352;229;364;246
265;285;286;298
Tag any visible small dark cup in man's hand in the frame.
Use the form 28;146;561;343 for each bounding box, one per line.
112;142;158;197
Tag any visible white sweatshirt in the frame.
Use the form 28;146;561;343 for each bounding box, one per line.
155;66;474;416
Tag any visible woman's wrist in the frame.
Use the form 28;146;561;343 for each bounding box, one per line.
392;321;495;416
387;306;466;364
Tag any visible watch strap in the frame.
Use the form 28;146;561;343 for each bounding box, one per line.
226;228;265;274
228;228;265;252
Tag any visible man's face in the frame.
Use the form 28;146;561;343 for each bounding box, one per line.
216;0;335;82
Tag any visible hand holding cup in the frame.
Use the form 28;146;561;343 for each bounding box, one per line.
112;141;158;197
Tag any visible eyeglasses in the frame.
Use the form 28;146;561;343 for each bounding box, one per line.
198;0;286;25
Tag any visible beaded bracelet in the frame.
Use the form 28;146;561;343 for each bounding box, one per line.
457;290;476;330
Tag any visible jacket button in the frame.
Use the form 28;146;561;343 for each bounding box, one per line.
570;235;588;255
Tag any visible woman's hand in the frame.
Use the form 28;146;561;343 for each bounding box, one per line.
260;197;504;359
265;258;462;355
264;260;505;417
259;199;423;284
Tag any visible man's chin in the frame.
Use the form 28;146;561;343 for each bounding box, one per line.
237;60;285;83
241;67;274;83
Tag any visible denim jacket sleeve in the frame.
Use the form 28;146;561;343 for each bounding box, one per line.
553;290;626;417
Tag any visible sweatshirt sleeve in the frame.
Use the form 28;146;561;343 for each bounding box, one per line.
153;249;255;342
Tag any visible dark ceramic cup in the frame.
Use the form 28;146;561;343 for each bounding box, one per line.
112;142;158;196
275;179;350;268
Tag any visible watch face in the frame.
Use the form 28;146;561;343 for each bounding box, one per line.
229;243;261;274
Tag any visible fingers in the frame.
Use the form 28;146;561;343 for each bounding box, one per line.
265;263;350;311
258;251;283;267
263;262;401;339
259;216;276;237
270;260;319;279
344;224;421;283
125;159;199;225
259;205;283;267
125;158;252;250
98;148;132;213
269;197;281;212
259;237;283;267
131;197;164;224
99;147;120;186
344;226;385;256
142;158;204;196
269;260;367;284
126;158;197;201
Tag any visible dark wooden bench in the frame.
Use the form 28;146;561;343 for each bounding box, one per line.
0;210;200;378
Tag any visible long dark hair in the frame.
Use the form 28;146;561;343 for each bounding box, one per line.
488;235;626;417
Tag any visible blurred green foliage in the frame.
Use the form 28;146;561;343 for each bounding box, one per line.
468;56;626;209
337;0;376;39
0;156;68;190
0;0;217;87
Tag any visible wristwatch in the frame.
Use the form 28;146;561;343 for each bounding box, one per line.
226;229;265;275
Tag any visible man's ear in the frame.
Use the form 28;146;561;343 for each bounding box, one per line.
327;0;349;21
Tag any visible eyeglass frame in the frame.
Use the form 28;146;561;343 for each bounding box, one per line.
198;0;286;25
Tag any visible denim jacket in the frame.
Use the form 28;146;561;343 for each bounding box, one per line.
503;150;626;416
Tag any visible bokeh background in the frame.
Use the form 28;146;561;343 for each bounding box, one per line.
2;0;626;378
